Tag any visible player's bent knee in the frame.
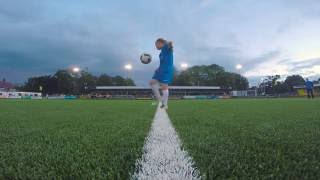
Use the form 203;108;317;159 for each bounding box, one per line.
150;80;157;86
160;85;169;90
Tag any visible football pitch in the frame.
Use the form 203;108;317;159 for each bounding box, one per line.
1;99;320;179
169;99;320;179
0;100;155;179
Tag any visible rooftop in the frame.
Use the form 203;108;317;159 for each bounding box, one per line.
293;83;320;89
0;79;14;90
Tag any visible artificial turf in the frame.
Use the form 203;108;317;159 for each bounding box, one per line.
0;100;154;179
168;98;320;179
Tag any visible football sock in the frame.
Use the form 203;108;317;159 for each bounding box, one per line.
151;83;161;101
162;89;169;106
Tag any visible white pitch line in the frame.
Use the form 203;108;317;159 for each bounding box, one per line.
132;105;200;180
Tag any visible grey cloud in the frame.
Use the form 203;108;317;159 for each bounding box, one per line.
186;46;281;73
286;58;320;72
0;2;138;83
244;51;281;70
0;0;47;22
1;0;320;85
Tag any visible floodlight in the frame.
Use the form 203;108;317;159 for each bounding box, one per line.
236;64;243;70
72;67;80;73
124;64;132;70
180;63;189;70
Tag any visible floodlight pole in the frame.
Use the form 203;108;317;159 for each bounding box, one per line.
235;64;243;90
124;64;132;97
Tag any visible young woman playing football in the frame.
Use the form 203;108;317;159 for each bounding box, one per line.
150;38;174;110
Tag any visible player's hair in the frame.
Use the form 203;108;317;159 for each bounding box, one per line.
156;38;173;50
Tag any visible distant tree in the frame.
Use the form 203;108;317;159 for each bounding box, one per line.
23;75;57;94
97;74;113;86
54;70;75;94
172;64;248;90
112;76;127;86
258;75;305;95
284;75;305;92
273;81;289;94
20;69;136;95
77;71;97;94
233;73;249;90
97;74;135;86
124;78;135;86
172;70;193;86
259;75;281;94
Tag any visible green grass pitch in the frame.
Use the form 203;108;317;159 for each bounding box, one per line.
0;100;155;179
168;99;320;179
1;98;320;179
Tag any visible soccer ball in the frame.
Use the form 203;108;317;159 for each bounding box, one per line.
140;53;152;64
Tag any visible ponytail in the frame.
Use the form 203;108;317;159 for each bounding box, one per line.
167;41;173;50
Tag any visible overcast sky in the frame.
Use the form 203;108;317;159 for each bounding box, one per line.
0;0;320;85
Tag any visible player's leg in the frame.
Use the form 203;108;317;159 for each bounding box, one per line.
311;89;314;99
307;89;311;99
160;83;169;109
150;79;161;101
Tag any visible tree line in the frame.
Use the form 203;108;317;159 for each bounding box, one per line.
17;64;318;95
18;64;249;95
19;69;135;95
171;64;319;94
258;75;319;95
172;64;249;90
